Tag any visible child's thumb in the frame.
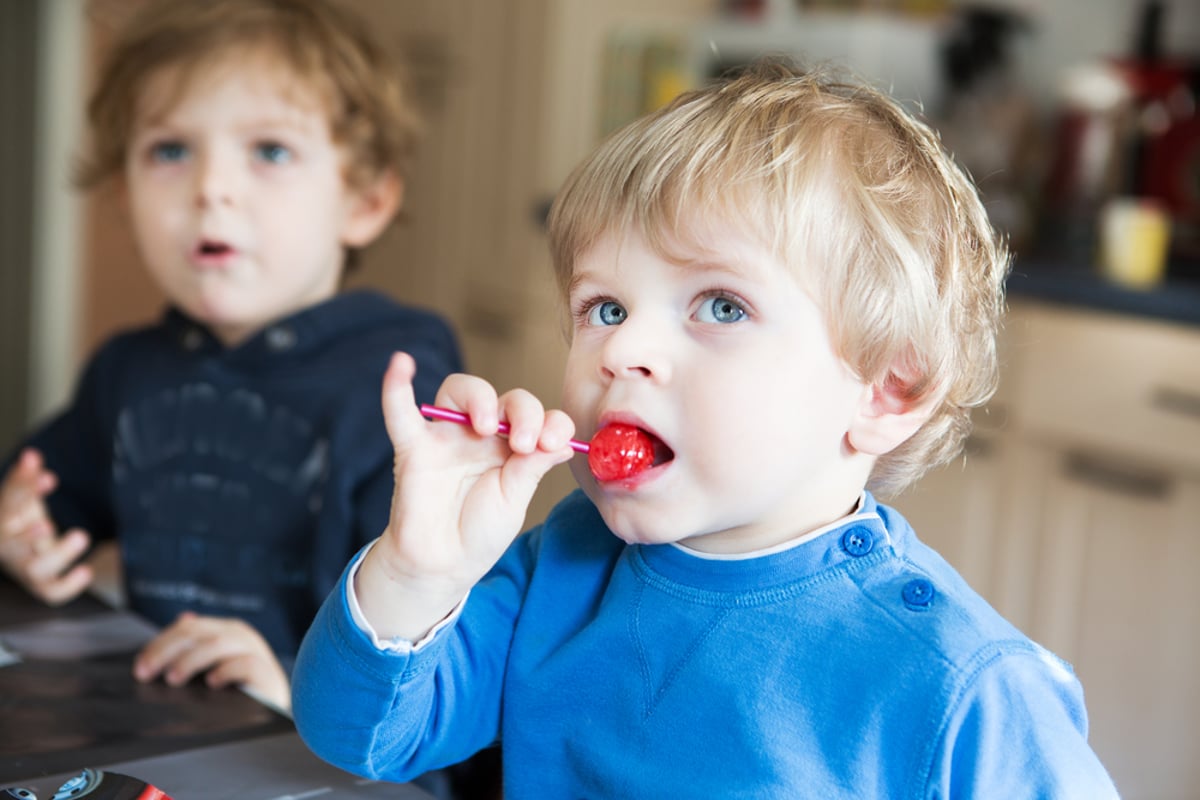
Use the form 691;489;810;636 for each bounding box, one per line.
380;352;423;453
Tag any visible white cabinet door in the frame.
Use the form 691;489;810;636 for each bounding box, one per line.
1025;447;1200;799
908;301;1200;798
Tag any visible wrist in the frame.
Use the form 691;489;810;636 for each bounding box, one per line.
355;543;469;642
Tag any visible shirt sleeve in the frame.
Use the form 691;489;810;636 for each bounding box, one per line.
292;530;537;783
926;646;1121;799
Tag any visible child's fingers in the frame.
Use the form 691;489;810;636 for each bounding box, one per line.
380;352;425;453
489;389;577;455
134;612;201;681
204;646;284;688
205;653;271;690
437;373;503;437
538;408;578;453
23;527;90;576
137;615;285;703
0;453;57;542
9;449;53;492
0;462;39;523
206;653;291;712
495;388;549;454
161;625;251;686
204;653;257;689
497;434;577;504
16;448;43;475
487;403;577;506
31;564;92;606
31;526;88;564
22;450;57;495
1;501;45;539
35;469;57;496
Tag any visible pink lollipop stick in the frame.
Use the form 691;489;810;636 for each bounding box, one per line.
419;404;590;453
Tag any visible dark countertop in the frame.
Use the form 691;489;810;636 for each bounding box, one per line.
0;578;293;782
1006;259;1200;328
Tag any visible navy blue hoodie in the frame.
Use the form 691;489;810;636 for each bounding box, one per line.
7;289;462;669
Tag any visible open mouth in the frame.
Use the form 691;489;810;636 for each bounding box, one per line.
194;239;236;260
649;432;674;467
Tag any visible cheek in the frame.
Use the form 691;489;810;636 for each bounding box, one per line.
128;172;181;216
128;193;180;252
686;405;773;480
560;352;595;423
690;361;856;471
267;196;344;252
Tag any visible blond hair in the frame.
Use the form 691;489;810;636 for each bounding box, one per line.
547;60;1009;497
76;0;420;193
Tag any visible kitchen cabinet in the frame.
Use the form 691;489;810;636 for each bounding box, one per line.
1029;449;1200;796
899;300;1200;798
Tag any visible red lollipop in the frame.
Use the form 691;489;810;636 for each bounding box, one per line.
587;423;655;482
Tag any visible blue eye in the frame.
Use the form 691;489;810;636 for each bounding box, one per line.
255;141;292;164
587;301;627;326
149;141;188;163
696;295;746;324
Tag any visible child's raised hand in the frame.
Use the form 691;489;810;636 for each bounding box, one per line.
133;611;291;714
0;448;93;604
356;352;576;641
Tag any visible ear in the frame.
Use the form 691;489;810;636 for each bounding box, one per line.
846;365;941;457
340;171;403;248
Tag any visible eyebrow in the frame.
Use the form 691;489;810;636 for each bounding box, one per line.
566;270;592;298
135;99;321;130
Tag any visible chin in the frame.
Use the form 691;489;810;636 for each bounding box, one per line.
593;499;689;546
177;291;229;322
576;471;700;545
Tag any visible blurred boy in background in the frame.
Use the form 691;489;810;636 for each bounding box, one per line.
0;0;461;718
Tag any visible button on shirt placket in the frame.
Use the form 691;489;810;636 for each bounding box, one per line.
902;578;935;611
840;528;875;558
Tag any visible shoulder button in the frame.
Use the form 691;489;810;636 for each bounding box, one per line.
840;528;875;557
902;578;935;610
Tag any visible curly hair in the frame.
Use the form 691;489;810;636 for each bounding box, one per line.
76;0;420;193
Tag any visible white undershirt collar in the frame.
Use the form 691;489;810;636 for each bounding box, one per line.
671;493;878;561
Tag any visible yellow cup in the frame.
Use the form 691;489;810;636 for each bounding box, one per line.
1099;197;1171;289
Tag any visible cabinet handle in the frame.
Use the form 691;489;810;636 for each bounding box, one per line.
1151;386;1200;422
1062;451;1172;500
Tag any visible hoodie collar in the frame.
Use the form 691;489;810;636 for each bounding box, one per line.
161;289;401;363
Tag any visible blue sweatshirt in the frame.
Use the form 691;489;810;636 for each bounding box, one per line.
292;490;1120;798
6;289;461;668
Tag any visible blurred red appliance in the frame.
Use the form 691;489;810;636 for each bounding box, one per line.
1115;58;1200;266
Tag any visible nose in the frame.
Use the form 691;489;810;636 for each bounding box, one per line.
598;315;670;384
193;148;237;209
